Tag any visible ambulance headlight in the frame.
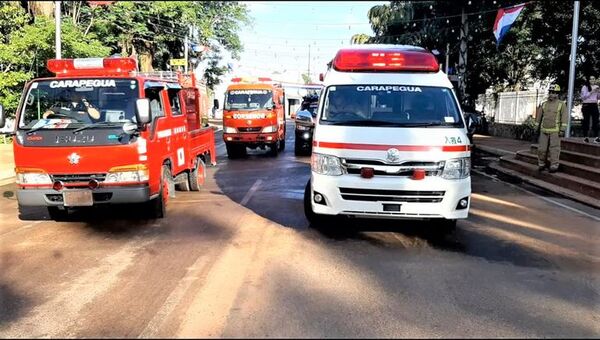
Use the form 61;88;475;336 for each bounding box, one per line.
105;164;149;183
262;125;278;133
311;153;343;176
15;169;52;185
442;158;470;179
224;127;237;134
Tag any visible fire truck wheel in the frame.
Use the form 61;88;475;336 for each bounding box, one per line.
268;142;279;157
188;157;206;191
149;165;171;219
175;175;191;192
226;143;246;159
47;206;68;221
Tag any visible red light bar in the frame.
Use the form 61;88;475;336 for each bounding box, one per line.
47;57;138;77
231;77;242;82
332;48;439;72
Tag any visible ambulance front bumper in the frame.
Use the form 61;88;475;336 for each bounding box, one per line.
310;173;471;220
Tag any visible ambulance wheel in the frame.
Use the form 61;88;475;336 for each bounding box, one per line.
268;142;279;157
189;157;206;191
437;219;457;234
303;180;330;228
47;206;68;221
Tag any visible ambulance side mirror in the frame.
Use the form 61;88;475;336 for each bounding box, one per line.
136;99;152;126
0;104;5;129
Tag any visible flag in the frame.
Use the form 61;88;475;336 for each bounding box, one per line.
493;3;527;46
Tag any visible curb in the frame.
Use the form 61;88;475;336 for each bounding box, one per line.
473;144;517;157
0;177;15;187
487;161;600;210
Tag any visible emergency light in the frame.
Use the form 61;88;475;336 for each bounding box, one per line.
47;57;138;77
230;77;273;83
332;47;439;72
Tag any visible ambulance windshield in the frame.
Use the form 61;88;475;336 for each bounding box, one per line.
19;78;139;130
225;89;273;110
321;85;463;127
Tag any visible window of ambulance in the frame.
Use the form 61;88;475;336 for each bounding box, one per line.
19;79;139;130
224;89;273;111
320;85;463;128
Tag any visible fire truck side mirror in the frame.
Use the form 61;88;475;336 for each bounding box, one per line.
0;104;5;129
136;99;151;125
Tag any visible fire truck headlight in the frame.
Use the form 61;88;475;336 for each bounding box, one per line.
106;164;149;183
15;169;52;185
311;153;343;176
261;125;278;133
224;127;237;134
441;158;470;179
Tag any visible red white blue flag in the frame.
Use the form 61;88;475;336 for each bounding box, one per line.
493;3;527;46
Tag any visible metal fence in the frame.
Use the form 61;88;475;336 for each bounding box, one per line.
478;90;547;124
477;89;585;124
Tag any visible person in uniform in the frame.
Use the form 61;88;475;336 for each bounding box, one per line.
536;84;568;173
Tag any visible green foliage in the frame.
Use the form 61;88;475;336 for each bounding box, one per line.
0;1;250;116
363;1;600;105
301;73;313;84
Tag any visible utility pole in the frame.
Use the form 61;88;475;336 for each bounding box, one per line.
307;44;311;81
566;1;580;138
55;1;61;59
445;43;450;74
184;25;191;73
458;7;468;105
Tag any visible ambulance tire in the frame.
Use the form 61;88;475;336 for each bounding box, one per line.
47;206;68;221
188;157;206;191
437;219;457;234
303;180;330;228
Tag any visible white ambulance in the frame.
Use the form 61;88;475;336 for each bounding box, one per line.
304;45;472;230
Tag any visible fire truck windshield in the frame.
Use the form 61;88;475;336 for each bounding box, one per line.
19;78;139;130
224;89;273;111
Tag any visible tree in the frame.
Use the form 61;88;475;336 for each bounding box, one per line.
301;73;312;84
363;1;600;105
350;33;370;45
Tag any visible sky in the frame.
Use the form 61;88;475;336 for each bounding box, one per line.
226;1;387;84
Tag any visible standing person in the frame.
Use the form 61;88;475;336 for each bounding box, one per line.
581;76;599;143
536;84;568;173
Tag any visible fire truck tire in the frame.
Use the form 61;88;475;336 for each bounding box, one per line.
175;175;191;192
188;157;206;191
278;137;285;151
303;180;331;228
268;142;279;157
226;143;246;159
47;206;68;221
149;165;171;218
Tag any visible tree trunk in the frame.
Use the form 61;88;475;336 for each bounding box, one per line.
28;1;55;18
139;52;153;72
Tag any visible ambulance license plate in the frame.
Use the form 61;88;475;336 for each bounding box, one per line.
383;204;402;212
63;190;93;207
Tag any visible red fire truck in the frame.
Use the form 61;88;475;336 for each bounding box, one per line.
222;77;286;158
0;57;216;219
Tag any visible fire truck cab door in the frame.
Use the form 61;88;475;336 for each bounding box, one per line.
166;86;188;176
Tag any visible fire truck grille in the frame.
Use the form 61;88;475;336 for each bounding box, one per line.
51;174;107;183
339;188;445;203
237;127;262;133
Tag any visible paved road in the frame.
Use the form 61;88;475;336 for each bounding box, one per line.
1;123;599;338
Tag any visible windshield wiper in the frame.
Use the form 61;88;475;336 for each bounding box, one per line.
72;121;122;133
326;120;404;126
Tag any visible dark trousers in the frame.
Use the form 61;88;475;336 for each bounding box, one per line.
582;103;599;137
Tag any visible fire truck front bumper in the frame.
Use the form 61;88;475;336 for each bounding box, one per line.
17;186;151;207
223;132;279;144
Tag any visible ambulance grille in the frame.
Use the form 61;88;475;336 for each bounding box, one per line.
341;159;444;177
339;188;445;203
